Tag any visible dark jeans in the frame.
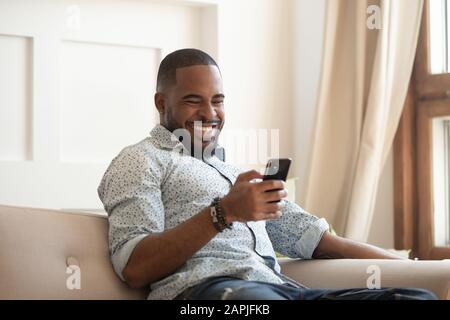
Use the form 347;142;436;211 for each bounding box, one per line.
175;276;438;300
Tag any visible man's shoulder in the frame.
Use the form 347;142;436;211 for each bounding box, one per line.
101;137;167;183
112;137;161;166
97;138;164;199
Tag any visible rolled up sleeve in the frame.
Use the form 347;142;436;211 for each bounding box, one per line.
266;200;329;259
97;148;165;281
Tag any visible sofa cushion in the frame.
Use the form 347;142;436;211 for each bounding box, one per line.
0;205;147;299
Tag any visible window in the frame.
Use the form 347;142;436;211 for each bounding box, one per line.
395;0;450;259
432;117;450;246
429;0;450;74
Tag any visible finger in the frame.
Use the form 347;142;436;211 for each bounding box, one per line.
261;202;283;213
261;189;288;202
256;179;285;192
259;211;283;221
235;170;263;184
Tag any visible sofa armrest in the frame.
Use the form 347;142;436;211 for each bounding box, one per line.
278;258;450;300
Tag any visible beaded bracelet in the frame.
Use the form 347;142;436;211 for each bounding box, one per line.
210;197;233;232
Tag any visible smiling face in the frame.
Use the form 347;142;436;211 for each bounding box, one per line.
154;64;225;152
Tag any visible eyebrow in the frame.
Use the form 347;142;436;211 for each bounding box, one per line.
181;93;225;100
213;94;225;99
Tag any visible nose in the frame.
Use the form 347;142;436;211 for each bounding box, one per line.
197;102;218;120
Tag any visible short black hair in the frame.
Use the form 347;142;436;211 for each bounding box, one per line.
156;48;219;92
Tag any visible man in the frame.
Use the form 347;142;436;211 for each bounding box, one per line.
97;49;436;300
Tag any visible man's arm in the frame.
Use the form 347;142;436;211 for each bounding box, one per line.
122;170;288;288
312;231;405;260
122;207;219;288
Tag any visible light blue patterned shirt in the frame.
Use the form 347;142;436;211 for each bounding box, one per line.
97;124;329;300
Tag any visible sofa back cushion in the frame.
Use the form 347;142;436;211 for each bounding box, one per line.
0;205;147;299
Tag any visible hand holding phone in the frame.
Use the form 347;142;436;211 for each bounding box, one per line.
221;162;290;223
263;158;291;203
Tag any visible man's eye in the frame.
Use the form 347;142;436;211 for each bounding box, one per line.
185;100;200;104
213;101;224;105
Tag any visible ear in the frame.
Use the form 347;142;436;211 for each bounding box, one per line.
154;92;165;115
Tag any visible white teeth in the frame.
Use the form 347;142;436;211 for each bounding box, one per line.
191;125;216;141
188;123;218;142
191;125;214;131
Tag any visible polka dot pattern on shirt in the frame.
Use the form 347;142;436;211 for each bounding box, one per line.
98;124;329;300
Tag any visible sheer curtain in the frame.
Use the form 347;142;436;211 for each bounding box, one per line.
303;0;423;241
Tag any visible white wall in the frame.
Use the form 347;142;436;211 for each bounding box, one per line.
0;0;297;209
217;0;294;168
0;0;214;210
291;0;327;203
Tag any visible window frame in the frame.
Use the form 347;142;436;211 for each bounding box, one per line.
416;99;450;259
394;0;450;259
415;0;450;99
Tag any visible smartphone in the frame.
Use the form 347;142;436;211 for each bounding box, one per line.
263;158;292;181
263;158;291;203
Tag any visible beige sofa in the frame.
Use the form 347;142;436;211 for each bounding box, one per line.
1;204;449;300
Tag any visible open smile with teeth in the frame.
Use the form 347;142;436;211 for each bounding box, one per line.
187;122;219;142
